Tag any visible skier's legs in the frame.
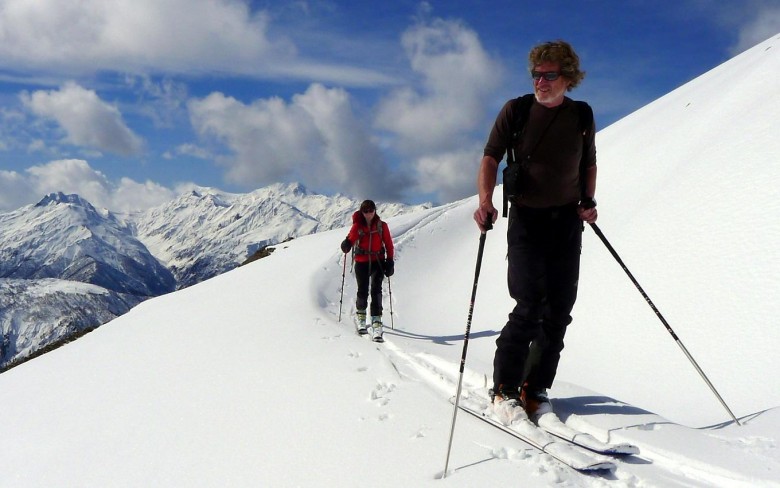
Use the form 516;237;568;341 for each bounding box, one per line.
369;263;384;317
354;262;369;312
525;208;582;389
493;206;546;390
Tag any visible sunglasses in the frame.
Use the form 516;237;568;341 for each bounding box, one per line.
361;208;375;214
531;71;561;81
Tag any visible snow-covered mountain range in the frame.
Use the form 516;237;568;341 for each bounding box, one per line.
1;192;175;296
0;183;428;369
131;182;421;288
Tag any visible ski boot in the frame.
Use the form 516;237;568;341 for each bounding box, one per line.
370;315;384;343
522;384;552;419
489;385;527;425
355;309;368;335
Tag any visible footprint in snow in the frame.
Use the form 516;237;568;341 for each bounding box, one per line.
411;429;426;439
370;381;396;406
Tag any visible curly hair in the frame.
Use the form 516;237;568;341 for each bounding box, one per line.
528;40;586;91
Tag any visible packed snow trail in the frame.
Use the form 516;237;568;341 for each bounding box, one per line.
317;202;780;487
452;399;617;472
371;336;775;487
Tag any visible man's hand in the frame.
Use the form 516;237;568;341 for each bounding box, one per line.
473;204;497;233
474;155;499;233
578;197;597;223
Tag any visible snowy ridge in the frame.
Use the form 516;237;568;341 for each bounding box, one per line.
0;192;174;367
0;191;174;296
570;32;780;426
0;278;139;367
131;182;428;288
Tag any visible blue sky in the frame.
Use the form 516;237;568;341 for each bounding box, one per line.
0;0;778;212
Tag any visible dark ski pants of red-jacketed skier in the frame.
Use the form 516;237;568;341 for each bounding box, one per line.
354;261;384;317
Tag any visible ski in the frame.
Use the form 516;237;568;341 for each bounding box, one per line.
455;400;616;472
535;412;639;455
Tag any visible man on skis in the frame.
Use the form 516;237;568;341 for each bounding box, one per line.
340;200;395;342
473;40;598;424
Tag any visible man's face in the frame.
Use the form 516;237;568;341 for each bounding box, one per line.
532;61;570;107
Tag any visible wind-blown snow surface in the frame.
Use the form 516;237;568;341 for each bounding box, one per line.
1;34;779;487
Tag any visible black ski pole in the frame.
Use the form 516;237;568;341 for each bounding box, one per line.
338;253;347;322
443;213;493;478
387;276;394;330
589;222;741;426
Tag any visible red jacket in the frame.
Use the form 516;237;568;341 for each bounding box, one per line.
346;211;394;263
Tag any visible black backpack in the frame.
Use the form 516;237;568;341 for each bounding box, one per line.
501;94;594;217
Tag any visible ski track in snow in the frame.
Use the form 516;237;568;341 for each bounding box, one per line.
314;209;776;488
360;331;765;487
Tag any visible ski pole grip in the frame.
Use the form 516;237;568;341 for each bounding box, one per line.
483;212;493;232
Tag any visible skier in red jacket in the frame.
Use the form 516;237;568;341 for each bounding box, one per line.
340;200;395;342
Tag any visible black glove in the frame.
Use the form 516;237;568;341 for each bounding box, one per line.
384;259;394;277
340;238;352;254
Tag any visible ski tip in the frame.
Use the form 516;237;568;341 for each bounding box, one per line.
582;461;616;472
605;444;640;455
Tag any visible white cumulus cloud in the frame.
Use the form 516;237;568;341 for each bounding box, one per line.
0;159;177;212
731;5;780;54
21;82;143;156
188;83;408;200
375;18;503;152
375;18;504;202
0;0;391;86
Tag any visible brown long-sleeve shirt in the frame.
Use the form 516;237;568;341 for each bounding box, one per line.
483;96;596;208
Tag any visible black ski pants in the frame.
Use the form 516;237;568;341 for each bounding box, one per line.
355;260;384;316
493;203;583;393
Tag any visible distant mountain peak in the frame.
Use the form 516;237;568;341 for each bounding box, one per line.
35;192;93;209
255;181;309;197
286;182;308;195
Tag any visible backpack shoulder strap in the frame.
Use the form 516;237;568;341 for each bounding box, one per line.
376;218;383;242
502;94;534;217
575;101;594;200
506;94;535;165
575;101;593;136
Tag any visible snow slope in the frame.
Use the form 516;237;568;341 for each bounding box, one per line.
0;200;778;487
0;32;778;488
